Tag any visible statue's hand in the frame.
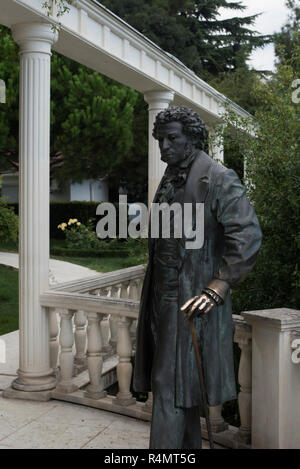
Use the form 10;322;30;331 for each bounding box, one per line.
181;293;216;322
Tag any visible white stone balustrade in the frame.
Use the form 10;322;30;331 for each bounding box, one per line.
49;308;59;377
74;310;87;369
114;316;136;406
56;310;78;394
84;312;106;399
41;266;300;449
234;315;252;445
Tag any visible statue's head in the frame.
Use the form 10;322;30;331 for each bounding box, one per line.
152;106;207;166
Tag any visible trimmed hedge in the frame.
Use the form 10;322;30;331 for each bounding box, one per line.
50;247;130;258
8;201;125;239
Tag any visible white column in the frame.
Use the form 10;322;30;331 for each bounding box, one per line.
242;308;300;449
208;126;224;164
144;91;174;206
11;23;58;392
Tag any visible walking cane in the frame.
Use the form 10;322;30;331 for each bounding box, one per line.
189;318;214;449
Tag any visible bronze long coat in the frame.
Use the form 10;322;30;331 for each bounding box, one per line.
133;150;262;408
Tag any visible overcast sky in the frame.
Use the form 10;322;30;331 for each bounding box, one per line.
219;0;290;71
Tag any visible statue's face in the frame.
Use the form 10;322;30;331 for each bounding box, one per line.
157;121;192;166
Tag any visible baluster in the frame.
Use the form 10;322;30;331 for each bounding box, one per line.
56;310;77;393
109;286;119;351
100;314;112;354
85;312;107;399
130;319;138;353
137;278;143;299
49;307;59;377
114;316;136;406
128;279;139;300
143;391;153;414
118;281;129;299
74;310;87;369
95;287;113;354
234;326;252;445
209;405;228;432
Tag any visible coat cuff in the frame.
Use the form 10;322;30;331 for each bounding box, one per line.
204;279;230;304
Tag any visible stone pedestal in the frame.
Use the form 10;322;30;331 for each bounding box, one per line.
144;90;174;205
242;308;300;449
9;23;58;394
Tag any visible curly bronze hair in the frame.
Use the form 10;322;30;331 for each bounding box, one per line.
152;106;207;150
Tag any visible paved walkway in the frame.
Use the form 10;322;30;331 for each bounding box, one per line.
0;330;223;449
0;252;99;284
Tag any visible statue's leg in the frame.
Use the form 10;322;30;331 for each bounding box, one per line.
182;406;202;449
149;298;202;449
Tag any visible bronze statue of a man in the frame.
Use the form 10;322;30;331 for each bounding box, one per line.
133;106;262;449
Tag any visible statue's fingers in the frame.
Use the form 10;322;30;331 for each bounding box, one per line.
180;296;198;312
203;302;214;314
198;298;210;311
189;297;206;313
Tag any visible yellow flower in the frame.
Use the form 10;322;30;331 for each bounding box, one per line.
68;218;78;225
76;222;81;226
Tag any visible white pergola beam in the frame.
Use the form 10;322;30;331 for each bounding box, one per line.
1;0;252;126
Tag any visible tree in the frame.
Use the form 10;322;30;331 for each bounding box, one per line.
54;65;139;184
0;25;148;200
0;26;19;171
101;0;270;78
216;44;300;312
274;0;300;63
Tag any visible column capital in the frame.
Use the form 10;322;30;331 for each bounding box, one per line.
144;90;174;110
12;23;58;54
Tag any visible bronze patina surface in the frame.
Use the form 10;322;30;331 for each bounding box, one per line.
133;106;262;449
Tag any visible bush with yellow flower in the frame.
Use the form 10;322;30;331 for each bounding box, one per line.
57;218;99;249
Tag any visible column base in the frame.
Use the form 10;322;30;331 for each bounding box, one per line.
2;385;53;402
12;372;56;392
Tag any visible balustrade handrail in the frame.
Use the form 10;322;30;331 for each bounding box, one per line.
40;290;140;319
42;264;254;449
50;264;146;293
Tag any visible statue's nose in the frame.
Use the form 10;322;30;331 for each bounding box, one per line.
162;138;170;151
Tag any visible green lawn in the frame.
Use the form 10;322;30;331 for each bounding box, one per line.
52;255;143;273
0;265;19;335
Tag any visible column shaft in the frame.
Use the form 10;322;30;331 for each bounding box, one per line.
11;23;58;392
144;91;174;206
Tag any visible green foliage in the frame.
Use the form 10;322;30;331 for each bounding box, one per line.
0;197;18;244
0;26;19;169
55;68;138;184
0;265;19;335
125;237;148;265
49;201;99;239
216;46;300;311
101;0;270;77
58;218;100;249
0;25;148;200
42;0;74;32
274;0;300;63
209;66;262;115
